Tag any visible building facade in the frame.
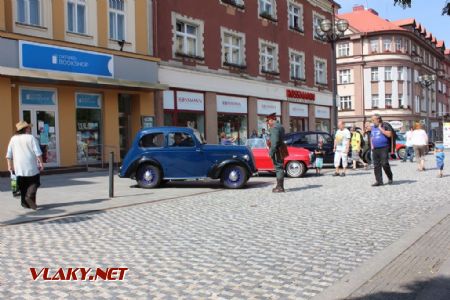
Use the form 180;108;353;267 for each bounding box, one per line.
0;0;165;173
153;0;337;144
336;6;450;140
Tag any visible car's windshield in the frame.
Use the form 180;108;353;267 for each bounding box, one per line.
245;138;267;149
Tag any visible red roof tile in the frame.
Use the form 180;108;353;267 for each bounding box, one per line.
437;41;445;48
445;49;450;55
338;9;405;33
392;18;416;27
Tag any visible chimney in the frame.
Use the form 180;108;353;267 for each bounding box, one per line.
368;8;379;15
353;5;365;12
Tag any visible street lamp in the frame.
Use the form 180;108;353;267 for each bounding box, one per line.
316;17;349;132
418;74;437;138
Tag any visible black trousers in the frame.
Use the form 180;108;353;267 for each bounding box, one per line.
17;174;40;208
372;147;393;184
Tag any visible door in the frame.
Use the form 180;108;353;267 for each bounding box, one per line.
118;94;132;159
21;109;59;166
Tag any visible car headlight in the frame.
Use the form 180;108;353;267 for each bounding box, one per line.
242;154;250;161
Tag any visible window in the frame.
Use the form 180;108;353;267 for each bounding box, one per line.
415;96;420;113
372;94;379;108
109;0;125;41
371;67;379;81
221;0;244;8
67;0;86;34
259;0;275;18
139;133;165;148
370;38;379;53
397;66;404;80
383;38;392;52
289;50;305;80
17;0;40;26
385;94;392;108
288;2;303;31
168;132;195;147
399;94;404;107
338;43;350;57
339;69;351;84
385;67;392;81
260;41;278;73
223;33;244;65
339;96;352;110
176;21;198;56
314;57;327;84
313;12;324;40
396;38;402;52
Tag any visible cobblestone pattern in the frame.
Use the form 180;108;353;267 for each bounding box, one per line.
1;158;449;299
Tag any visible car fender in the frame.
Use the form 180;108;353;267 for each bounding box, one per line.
124;156;163;179
208;159;252;179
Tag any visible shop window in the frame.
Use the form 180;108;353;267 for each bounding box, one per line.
17;0;41;26
218;114;248;145
76;109;102;163
315;120;330;133
67;0;86;34
168;132;195;147
109;0;125;41
139;133;165;148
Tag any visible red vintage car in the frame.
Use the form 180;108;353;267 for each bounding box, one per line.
245;138;313;178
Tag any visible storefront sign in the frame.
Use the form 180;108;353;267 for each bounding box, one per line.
141;116;155;128
289;103;308;117
176;91;204;111
163;91;175;110
20;41;114;77
286;89;315;103
315;106;330;119
217;95;247;113
257;99;281;115
444;123;450;148
76;93;101;109
21;89;55;106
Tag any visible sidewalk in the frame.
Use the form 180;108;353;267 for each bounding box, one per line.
316;202;450;300
0;170;272;226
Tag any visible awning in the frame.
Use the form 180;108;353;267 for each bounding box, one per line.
0;66;168;90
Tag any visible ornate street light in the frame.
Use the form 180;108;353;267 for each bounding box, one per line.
316;17;349;132
418;74;437;138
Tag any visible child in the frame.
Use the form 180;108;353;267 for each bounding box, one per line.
314;140;325;176
435;144;445;178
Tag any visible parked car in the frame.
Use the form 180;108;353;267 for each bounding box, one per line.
119;127;257;189
395;132;434;160
245;138;312;177
284;131;335;164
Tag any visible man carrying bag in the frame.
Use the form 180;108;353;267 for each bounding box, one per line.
266;113;287;193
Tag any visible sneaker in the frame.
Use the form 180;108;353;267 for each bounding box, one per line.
332;172;340;177
372;182;383;187
340;173;346;177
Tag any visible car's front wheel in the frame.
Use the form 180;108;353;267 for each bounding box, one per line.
136;164;161;189
221;165;248;189
397;147;406;160
285;160;306;178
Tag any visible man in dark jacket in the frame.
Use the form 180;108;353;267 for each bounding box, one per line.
267;113;285;193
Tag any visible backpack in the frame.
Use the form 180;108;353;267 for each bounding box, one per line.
382;122;397;154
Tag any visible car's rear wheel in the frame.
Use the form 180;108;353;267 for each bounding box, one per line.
221;165;248;189
397;147;406;160
285;160;306;178
136;164;161;189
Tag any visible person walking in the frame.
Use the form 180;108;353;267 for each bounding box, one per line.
333;121;351;177
350;126;368;170
370;114;394;186
5;121;44;210
411;123;429;171
267;113;285;193
402;127;414;162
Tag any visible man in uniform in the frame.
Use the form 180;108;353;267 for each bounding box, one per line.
267;113;285;193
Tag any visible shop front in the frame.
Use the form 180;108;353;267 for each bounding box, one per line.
257;99;281;134
289;103;309;133
163;90;206;138
315;106;331;133
76;93;102;163
217;95;248;145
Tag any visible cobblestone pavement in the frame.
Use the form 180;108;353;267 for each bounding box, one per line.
1;157;449;299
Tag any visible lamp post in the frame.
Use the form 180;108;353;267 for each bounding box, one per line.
316;16;349;133
418;74;437;138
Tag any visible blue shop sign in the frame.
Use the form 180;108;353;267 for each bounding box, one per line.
20;41;114;78
76;93;101;109
21;89;55;106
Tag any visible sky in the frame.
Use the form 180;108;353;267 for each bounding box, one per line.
337;0;450;47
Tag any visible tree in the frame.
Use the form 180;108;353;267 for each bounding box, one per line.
394;0;450;15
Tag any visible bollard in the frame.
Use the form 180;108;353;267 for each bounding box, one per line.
109;151;114;198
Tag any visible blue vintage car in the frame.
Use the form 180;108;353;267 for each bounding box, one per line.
119;127;258;189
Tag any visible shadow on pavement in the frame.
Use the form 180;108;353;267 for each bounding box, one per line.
287;184;322;192
37;198;109;210
391;180;417;185
348;276;450;300
38;211;105;225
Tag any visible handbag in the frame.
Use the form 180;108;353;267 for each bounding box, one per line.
277;143;289;160
10;172;20;197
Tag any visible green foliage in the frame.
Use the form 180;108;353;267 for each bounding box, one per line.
394;0;450;15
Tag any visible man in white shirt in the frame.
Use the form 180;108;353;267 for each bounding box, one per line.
6;121;44;210
333;121;351;177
